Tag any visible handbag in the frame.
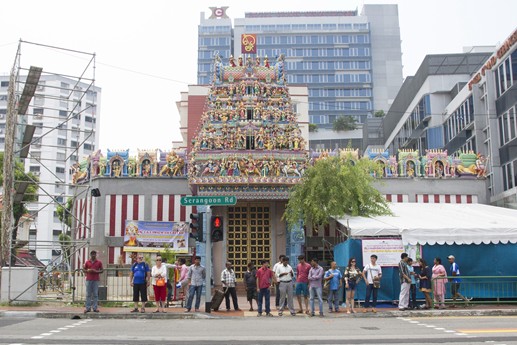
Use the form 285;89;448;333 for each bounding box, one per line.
369;266;381;289
156;277;166;287
373;276;381;289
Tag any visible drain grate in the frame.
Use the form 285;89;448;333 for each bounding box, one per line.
361;327;380;330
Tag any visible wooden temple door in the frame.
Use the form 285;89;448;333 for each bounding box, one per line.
227;203;271;280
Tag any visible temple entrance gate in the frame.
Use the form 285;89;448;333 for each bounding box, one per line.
227;203;271;280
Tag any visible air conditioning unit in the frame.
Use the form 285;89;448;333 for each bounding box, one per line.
0;114;5;119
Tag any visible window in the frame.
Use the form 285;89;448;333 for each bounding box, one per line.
1;81;9;87
34;96;44;106
33;108;44;115
84;143;93;150
57;138;67;146
29;166;40;172
56;167;65;174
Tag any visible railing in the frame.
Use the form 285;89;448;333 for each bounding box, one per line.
72;267;154;303
431;276;517;306
35;268;178;303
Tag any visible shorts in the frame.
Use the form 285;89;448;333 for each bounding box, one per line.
133;283;148;302
295;282;309;297
346;279;357;291
451;282;461;295
247;287;257;301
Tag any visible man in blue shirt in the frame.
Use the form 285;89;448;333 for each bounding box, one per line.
448;255;468;306
130;254;150;313
324;261;342;313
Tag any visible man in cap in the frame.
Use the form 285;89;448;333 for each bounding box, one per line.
448;255;468;307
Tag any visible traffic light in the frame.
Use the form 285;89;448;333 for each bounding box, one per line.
189;212;204;242
211;215;223;242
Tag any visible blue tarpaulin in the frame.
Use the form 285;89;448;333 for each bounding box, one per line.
334;239;517;302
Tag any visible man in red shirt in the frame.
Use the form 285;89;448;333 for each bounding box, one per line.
296;255;311;315
256;260;276;317
83;250;104;313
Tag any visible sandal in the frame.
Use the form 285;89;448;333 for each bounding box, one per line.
153;310;160;313
140;308;145;313
130;308;139;313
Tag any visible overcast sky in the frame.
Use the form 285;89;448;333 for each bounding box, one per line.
1;0;516;154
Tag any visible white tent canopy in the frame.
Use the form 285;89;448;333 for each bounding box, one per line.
335;203;517;245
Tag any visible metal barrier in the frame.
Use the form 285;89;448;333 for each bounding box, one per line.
431;276;517;306
73;267;154;303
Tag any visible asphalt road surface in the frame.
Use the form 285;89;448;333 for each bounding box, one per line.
0;315;516;344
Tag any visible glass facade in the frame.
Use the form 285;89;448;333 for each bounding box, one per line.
197;25;232;85
198;16;376;128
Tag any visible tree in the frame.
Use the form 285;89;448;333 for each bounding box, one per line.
0;152;39;266
57;198;74;274
284;157;391;229
332;116;357;131
374;110;386;117
309;123;318;132
56;198;73;231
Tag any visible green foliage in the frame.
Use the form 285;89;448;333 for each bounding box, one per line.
0;152;39;230
308;123;318;132
159;244;176;265
374;110;386;117
58;232;72;267
56;198;74;230
332;116;357;131
284;157;391;228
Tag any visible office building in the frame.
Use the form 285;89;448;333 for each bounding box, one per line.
197;5;403;149
380;28;517;209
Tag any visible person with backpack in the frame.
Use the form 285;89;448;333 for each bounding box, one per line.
130;253;150;313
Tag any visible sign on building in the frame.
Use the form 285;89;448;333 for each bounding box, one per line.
123;220;189;253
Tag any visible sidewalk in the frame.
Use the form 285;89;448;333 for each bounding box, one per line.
1;294;517;319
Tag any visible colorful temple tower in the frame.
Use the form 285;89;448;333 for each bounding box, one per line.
188;54;309;277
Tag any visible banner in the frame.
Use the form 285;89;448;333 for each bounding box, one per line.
241;34;257;54
361;238;421;267
123;220;189;254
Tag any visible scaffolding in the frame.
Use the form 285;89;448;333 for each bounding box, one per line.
1;40;98;303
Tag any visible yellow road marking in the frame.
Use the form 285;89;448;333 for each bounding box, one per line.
457;329;517;334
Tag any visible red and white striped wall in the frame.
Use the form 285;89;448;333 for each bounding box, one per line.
151;195;194;222
74;195;93;270
384;194;409;203
415;194;478;204
104;194;195;264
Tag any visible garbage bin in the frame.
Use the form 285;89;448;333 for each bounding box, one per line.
98;286;107;301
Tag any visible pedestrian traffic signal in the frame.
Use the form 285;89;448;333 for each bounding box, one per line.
189;212;204;242
211;215;223;242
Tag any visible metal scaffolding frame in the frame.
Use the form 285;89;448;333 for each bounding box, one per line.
2;40;97;303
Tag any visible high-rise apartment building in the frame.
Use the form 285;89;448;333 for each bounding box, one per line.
0;75;101;264
197;5;403;149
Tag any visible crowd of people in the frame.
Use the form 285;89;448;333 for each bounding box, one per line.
82;250;466;314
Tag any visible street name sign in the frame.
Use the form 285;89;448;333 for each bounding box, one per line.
180;195;237;206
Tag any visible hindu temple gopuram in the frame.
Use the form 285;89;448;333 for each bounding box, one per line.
188;53;309;198
70;54;488;279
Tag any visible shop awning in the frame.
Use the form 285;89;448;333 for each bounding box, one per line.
335;203;517;245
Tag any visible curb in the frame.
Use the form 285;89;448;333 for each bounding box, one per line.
2;308;517;319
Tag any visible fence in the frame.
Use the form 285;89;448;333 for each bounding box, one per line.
73;267;155;303
431;276;517;306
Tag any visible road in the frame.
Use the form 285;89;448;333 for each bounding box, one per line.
0;315;516;344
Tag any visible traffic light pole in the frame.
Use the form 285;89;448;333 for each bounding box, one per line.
204;206;212;313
